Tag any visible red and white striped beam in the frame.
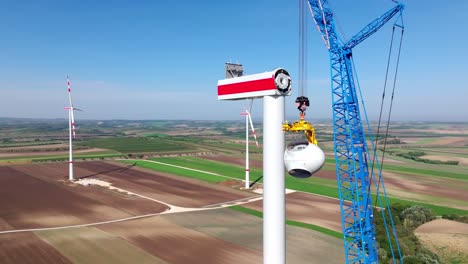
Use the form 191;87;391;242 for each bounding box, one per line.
218;68;292;100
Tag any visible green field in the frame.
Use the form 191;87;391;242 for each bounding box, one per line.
1;118;467;263
379;162;467;181
80;137;193;153
0;140;64;148
230;206;342;239
0;151;123;164
31;153;124;162
150;156;263;179
121;157;468;216
121;159;227;183
325;150;468;181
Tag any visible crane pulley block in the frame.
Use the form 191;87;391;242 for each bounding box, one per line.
295;96;310;116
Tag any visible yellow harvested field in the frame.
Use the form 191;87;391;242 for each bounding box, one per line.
421;155;468;166
415;219;468;264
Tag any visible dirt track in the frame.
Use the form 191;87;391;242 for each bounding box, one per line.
0;161;261;264
0;161;346;263
0;164;169;230
75;161;254;207
0;218;71;264
0;161;255;231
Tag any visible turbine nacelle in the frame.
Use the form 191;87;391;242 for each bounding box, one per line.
218;68;292;100
284;140;325;178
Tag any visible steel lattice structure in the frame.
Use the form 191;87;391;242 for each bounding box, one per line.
306;1;404;263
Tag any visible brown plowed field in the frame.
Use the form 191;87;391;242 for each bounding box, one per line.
98;216;263;264
0;219;71;264
0;147;109;158
311;168;467;203
0;161;264;264
200;154;467;205
201;154;263;168
242;192;342;232
0;164;168;230
75;161;254;207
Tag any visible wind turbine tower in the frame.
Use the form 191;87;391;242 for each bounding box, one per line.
64;76;81;181
240;104;259;189
218;66;291;264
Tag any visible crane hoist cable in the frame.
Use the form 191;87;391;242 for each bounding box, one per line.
283;0;316;145
297;0;310;118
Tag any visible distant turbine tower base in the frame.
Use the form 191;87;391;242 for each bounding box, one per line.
64;75;82;182
240;104;259;189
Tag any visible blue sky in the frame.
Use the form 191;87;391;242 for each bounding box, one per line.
0;0;466;122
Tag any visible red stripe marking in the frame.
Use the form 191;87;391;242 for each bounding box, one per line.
68;88;71;92
69;161;73;164
245;169;250;171
218;78;276;96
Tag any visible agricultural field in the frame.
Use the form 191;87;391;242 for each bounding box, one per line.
415;219;468;264
0;161;344;264
0;118;467;263
79;137;193;154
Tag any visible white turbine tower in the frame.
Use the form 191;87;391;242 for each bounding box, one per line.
240;101;259;189
63;75;81;181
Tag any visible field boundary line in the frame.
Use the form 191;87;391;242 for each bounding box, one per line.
0;176;268;235
121;159;298;194
0;200;265;235
119;159;240;180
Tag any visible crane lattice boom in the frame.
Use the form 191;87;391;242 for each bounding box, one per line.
306;1;404;263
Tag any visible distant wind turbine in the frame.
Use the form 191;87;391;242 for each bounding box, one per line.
63;75;82;181
240;100;259;189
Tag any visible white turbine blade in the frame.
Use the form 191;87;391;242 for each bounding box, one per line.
70;109;76;138
246;111;259;148
67;75;74;108
67;75;79;138
248;98;254;112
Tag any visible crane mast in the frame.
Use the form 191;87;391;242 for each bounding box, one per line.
305;1;404;263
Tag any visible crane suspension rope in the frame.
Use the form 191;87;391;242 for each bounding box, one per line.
359;22;405;263
370;25;405;204
298;0;307;97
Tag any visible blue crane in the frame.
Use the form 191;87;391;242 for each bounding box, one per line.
305;1;404;263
